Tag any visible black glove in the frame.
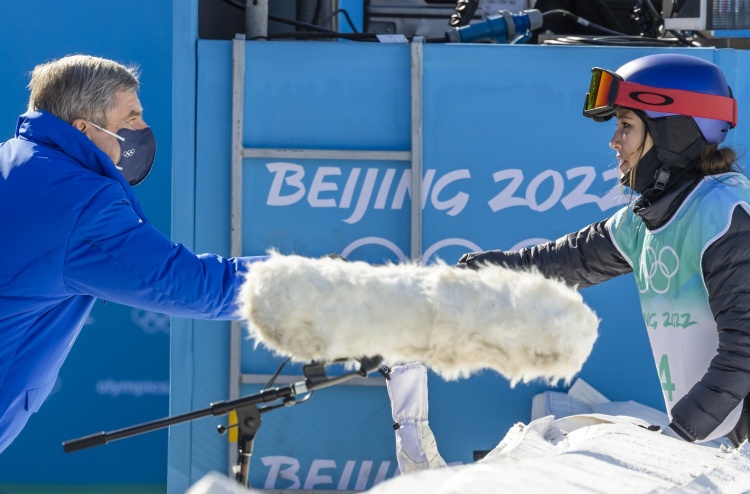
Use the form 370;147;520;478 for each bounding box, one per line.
456;251;488;269
457;250;513;269
727;397;749;447
456;252;474;268
659;423;690;441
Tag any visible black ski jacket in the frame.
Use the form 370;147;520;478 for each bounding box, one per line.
459;176;750;445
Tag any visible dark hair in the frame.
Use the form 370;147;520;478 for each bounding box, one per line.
621;118;651;198
696;144;738;176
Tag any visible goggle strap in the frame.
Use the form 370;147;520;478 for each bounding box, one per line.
613;80;737;127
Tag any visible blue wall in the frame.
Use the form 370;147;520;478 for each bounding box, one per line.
0;0;173;484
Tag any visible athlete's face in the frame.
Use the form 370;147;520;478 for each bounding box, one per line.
610;108;653;179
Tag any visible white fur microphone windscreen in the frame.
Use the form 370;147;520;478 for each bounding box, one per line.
238;253;599;384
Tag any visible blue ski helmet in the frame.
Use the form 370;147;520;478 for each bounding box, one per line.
584;54;737;144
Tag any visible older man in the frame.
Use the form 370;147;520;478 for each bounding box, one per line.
0;55;263;452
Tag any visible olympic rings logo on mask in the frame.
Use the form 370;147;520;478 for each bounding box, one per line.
639;245;680;294
123;148;136;158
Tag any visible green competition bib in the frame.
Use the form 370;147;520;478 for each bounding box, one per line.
607;173;750;441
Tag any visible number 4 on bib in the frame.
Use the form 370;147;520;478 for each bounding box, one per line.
659;354;676;402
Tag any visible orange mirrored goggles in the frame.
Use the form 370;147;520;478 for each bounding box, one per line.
583;67;737;127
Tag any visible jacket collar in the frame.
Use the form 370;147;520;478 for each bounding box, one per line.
16;110;148;222
632;173;701;230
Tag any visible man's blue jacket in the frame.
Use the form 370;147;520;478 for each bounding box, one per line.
0;110;258;453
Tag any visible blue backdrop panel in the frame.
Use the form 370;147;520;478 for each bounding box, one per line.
0;0;173;484
240;381;397;491
244;158;413;261
177;39;750;491
243;42;411;151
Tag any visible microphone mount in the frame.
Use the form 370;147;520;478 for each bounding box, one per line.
62;356;384;488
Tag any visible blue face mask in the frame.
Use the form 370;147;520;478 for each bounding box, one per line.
88;122;157;185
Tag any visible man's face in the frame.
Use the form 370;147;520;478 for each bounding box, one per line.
87;91;147;165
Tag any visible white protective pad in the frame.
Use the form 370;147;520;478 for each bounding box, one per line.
386;362;447;474
239;253;599;383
